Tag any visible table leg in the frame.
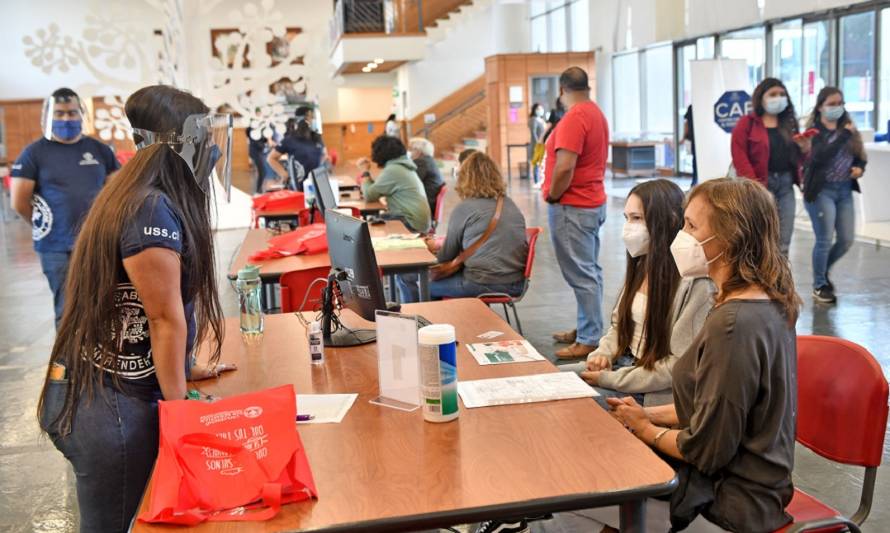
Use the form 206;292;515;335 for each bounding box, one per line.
618;499;646;533
419;269;431;302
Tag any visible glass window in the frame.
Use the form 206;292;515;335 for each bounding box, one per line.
613;52;642;136
644;45;674;135
531;15;547;53
880;8;890;131
696;36;715;59
676;44;696;174
569;0;589;52
530;2;546;17
720;26;765;91
549;4;567;53
840;11;875;129
772;20;803;113
802;19;831;118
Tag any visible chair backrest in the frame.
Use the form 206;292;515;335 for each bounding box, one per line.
524;227;543;280
280;267;331;313
434;185;448;227
796;335;888;467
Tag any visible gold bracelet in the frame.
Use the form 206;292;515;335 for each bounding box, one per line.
652;428;671;448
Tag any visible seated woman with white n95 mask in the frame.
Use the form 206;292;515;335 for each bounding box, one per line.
563;179;714;408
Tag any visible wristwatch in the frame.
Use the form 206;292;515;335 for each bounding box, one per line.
545;195;560;204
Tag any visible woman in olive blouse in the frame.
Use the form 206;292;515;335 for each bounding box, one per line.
608;178;801;533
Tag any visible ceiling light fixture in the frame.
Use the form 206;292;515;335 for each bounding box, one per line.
374;58;384;64
367;62;377;69
361;66;371;73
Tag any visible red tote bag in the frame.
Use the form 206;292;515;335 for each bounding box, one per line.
139;385;317;525
248;223;328;262
252;190;306;211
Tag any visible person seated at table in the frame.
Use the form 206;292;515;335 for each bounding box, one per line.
266;118;325;191
601;177;800;532
397;152;528;303
358;135;431;233
569;179;713;408
408;137;445;218
36;85;237;532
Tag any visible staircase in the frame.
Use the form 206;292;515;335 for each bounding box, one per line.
423;0;494;44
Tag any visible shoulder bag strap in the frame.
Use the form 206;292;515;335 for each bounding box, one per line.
442;195;504;271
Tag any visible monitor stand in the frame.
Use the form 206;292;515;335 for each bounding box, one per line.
320;276;376;347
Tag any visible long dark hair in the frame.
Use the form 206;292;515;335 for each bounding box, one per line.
689;178;801;324
616;179;685;370
752;77;799;139
529;103;542;118
38;85;224;433
292;119;322;144
806;86;866;161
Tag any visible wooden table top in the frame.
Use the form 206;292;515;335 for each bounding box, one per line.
227;220;436;280
133;299;676;532
335;175;359;189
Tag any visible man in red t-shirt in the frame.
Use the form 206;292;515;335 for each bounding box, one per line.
542;66;610;359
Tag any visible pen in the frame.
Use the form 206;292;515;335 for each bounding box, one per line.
296;414;314;422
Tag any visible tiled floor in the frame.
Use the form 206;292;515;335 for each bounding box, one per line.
1;174;888;532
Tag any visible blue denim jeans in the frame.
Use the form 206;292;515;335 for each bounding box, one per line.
38;251;71;328
39;380;159;533
592;353;645;409
548;203;607;345
397;271;524;304
804;180;855;289
766;171;796;256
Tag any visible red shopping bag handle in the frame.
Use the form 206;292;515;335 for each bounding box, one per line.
175;433;284;522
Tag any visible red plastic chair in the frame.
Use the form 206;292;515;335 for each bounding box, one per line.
280;267;331;313
476;227;542;334
432;185;448;233
774;335;888;533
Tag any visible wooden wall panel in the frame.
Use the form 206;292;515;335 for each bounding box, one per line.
485;52;597;172
321;120;388;163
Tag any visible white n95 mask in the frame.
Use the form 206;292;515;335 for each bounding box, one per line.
670;230;719;278
622;222;650;258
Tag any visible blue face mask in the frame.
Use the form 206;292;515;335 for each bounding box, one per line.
52;120;82;141
763;96;789;115
822;105;845;122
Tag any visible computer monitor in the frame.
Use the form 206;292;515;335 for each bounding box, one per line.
322;210;387;346
311;167;339;215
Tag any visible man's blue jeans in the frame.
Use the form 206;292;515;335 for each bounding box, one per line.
548;203;606;346
40;380;159;533
804;180;856;289
38;251;70;328
397;271;524;304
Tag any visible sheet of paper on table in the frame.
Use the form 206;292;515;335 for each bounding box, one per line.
296;393;359;424
371;235;426;251
466;339;546;365
457;372;598;408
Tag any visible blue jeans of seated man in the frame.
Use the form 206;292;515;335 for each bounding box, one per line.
38;251;71;328
381;213;425;234
40;380;159;533
766;171;796;256
804;180;855;289
548;203;607;346
592;353;645;409
397;271;524;304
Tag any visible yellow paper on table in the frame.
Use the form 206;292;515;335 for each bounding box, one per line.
371;236;428;251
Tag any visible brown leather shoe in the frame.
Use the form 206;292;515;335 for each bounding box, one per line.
554;342;597;359
552;329;577;344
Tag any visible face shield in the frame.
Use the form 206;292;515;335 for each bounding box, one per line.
132;113;234;200
41;95;88;142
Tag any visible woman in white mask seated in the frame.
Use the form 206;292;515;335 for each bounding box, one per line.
569;179;714;408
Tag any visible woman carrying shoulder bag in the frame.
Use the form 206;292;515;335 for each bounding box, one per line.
397;152;528;303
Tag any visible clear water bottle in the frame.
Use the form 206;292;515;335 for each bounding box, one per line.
236;265;264;334
304;178;316;209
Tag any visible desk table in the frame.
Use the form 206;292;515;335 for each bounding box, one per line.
228;221;436;302
133;299;676;532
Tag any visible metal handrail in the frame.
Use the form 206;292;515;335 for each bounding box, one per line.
417;90;486;139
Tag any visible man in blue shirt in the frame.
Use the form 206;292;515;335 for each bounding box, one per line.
10;87;120;326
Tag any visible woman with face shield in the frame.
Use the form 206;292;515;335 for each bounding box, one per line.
565;179;714;409
36;85;237;532
730;78;811;256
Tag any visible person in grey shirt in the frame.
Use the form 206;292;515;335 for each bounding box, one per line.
606;178;800;533
408;137;445;220
397;152;528;303
562;180;714;408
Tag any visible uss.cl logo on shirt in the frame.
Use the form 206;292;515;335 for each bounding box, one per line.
78;152;101;166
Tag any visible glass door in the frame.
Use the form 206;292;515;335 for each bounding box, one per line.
839;11;876;129
802;19;832;118
676;43;696;174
